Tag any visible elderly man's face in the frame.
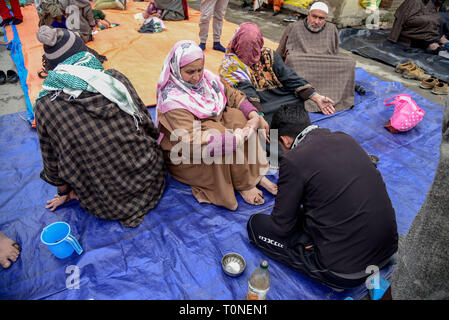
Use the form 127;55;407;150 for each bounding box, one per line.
307;9;327;32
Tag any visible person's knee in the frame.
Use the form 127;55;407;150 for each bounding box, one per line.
199;14;213;24
247;213;269;242
212;13;225;22
247;213;259;242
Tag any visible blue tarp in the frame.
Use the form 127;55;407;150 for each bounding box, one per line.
2;24;34;123
0;68;444;300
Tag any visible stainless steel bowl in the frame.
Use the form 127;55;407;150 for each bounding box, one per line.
222;252;246;277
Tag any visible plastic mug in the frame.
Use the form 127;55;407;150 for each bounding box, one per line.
40;222;83;259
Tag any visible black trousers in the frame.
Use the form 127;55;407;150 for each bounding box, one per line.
247;213;369;290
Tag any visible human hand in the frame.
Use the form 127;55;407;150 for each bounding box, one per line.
245;114;260;131
235;127;251;140
429;42;440;51
440;35;448;45
233;127;249;148
311;94;336;115
45;190;78;212
246;112;270;143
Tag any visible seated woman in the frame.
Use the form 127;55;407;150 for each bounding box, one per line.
156;40;277;210
34;26;166;227
219;22;335;125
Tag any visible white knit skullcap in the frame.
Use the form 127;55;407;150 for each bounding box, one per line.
309;2;329;14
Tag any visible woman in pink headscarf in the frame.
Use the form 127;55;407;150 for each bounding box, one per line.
156;40;277;210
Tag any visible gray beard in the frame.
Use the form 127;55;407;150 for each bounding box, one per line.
305;19;325;33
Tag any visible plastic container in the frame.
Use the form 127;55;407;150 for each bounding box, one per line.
246;260;270;300
40;221;83;259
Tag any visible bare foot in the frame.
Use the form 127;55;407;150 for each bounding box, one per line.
258;176;278;196
239;187;264;205
0;232;21;269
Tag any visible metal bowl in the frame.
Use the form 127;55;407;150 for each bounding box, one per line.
222;252;246;277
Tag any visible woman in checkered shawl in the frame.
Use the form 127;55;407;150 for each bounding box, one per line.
34;26;167;227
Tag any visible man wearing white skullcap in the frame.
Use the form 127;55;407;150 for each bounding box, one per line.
276;1;356;114
309;1;328;12
307;1;329;32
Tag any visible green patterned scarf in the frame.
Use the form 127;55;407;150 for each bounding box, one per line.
36;51;143;129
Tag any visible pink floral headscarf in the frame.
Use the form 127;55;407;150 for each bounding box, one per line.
156;40;227;126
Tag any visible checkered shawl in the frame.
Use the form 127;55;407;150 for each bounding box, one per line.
277;19;355;112
35;69;167;227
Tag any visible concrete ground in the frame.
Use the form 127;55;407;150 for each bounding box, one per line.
0;35;26;116
0;1;445;118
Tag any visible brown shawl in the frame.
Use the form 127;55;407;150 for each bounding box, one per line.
388;0;441;46
276;19;355;113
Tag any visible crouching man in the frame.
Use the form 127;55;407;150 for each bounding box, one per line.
247;104;398;291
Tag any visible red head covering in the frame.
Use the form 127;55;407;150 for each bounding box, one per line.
228;22;264;67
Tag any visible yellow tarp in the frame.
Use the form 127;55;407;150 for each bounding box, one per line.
284;0;313;8
8;1;278;107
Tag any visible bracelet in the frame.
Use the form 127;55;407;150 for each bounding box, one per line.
308;92;317;99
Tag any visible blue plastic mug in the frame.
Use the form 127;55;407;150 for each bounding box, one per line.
40;222;83;259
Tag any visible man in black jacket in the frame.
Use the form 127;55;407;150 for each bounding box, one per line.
247;104;398;290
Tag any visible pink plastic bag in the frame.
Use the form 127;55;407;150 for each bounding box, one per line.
383;94;425;133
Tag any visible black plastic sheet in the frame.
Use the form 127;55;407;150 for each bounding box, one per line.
339;29;449;83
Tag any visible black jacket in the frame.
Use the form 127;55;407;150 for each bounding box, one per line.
270;128;398;273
